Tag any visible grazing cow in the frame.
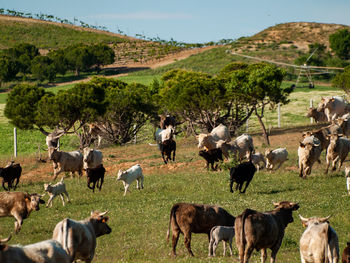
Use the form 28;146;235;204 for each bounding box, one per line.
250;152;266;171
44;178;70;207
216;134;254;160
0;235;70;263
199;148;223;171
160;114;176;129
86;165;105;193
161;139;176;164
52;210;111;263
265;148;288;170
197;124;231;150
307;107;328;123
229;157;256;193
0;162;22;191
208;225;235;257
342;242;350;263
117;164;144;196
235;201;299;263
48;147;83;180
298;135;322;178
166;203;235;256
0;192;45;233
317;96;348;121
83;148;103;170
299;215;339;263
325;134;350;174
345;166;350;195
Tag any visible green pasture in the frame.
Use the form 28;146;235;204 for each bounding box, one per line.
0;137;349;263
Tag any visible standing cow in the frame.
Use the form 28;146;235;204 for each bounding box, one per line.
299;215;339;263
166;203;235;256
298;135;322;178
52;210;111;263
49;147;83;180
235;201;299;263
83;148;103;170
0;192;45;233
317;96;348;121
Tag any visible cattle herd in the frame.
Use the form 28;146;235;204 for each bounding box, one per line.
1;99;350;262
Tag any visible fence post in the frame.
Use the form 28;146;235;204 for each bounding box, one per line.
277;103;281;128
246;109;249;133
14;128;17;158
310;99;313;124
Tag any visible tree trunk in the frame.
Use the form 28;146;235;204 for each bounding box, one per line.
255;106;270;146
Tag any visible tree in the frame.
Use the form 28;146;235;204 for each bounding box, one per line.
89;43;115;72
6;43;39;75
92;77;156;145
0;56;19;84
48;49;68;75
329;29;350;60
333;65;350;96
4;84;49;130
31;56;56;81
64;44;94;76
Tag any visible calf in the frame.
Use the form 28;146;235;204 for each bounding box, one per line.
52;210;111;263
306;107;328;123
251;152;266;171
325;134;350;174
235;201;299;263
43;178;70;207
215;134;254;160
299;215;339;263
0;235;70;263
298;135;322;178
0;162;22;191
166;203;235;256
0;192;45;233
265;148;288;170
342;242;350;263
161;139;176;164
117;164;144;196
86;165;105;192
199;148;223;171
208;225;235;257
229;158;256;193
83;147;103;169
48;147;83;180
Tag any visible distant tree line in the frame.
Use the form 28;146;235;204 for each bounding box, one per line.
0;43;115;84
5;62;291;147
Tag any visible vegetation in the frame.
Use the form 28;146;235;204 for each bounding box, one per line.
330;29;350;60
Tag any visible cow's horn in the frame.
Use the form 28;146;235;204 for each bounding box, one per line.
0;234;11;244
99;211;109;216
273;202;280;206
319;215;331;223
299;215;308;221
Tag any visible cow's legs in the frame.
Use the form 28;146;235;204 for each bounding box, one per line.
244;243;254;263
270;244;281;263
13;212;23;234
208;239;214;256
2;180;9;191
136;178;140;190
59;194;66;206
64;191;71;203
47;195;55;207
172;149;176;162
222;241;226;256
161;151;167;164
184;231;194;256
123;183;130;196
140;176;144;189
261;248;267;263
228;239;233;256
241;180;251;193
325;156;331;174
171;229;180;256
13;176;20;190
338;156;347;170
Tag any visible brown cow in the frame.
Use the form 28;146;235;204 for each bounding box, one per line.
235;201;299;263
0;192;45;233
342;242;350;263
166;203;235;256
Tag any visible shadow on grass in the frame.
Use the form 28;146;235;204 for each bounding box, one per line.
257;187;296;195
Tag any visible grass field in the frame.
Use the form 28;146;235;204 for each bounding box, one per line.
1;132;350;262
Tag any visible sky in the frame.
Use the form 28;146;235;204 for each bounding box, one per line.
2;0;350;43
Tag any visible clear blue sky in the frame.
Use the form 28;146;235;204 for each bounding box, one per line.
2;0;350;43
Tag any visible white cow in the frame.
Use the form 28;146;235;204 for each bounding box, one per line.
197;124;231;150
117;164;144;196
216;134;254;160
299;215;339;263
83;148;103;170
52;210;111;263
265;148;288;170
48;148;83;180
0;235;70;263
317;96;348;121
325;134;350;174
298;135;322;178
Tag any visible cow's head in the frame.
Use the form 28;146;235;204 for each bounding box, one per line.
48;147;60;161
90;210;112;237
265;149;273;158
317;97;325;111
197;134;209;149
299;215;331;228
83;148;94;163
117;169;126;181
306;107;316;118
25;193;45;212
43;183;52;192
273;201;299;224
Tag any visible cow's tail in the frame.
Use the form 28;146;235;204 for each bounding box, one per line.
166;204;179;243
240;209;254;258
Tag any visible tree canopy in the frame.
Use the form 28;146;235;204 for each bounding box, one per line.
329;29;350;60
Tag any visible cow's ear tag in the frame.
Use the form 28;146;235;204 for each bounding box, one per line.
25;198;29;201
302;223;306;228
102;218;106;223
